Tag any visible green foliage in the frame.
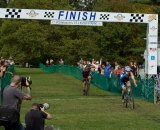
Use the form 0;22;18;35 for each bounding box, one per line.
0;0;7;8
0;0;158;65
129;0;160;5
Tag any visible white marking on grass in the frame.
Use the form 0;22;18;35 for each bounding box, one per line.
32;97;118;101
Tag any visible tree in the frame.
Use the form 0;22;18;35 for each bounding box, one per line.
0;0;7;7
0;0;158;65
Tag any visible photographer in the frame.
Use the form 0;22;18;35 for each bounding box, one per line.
2;75;32;130
25;103;53;130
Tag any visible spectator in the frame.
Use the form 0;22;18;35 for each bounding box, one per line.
115;66;123;77
8;57;14;65
133;62;139;77
139;65;145;79
82;60;87;70
94;61;100;73
90;61;95;71
46;59;49;66
130;61;138;77
3;75;32;130
77;58;83;68
114;61;119;70
130;61;134;73
50;58;54;65
25;103;53;130
0;61;7;78
100;64;105;75
58;58;64;65
104;62;112;77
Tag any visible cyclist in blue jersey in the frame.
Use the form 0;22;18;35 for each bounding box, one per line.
120;66;137;102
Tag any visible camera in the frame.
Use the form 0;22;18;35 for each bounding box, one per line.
38;103;50;110
21;76;32;87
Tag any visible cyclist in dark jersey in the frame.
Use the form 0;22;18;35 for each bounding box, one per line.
82;65;91;95
120;66;137;102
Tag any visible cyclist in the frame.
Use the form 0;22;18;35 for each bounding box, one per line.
120;66;137;102
82;65;92;96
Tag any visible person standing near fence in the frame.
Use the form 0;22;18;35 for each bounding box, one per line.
0;60;8;77
104;62;112;78
46;59;49;66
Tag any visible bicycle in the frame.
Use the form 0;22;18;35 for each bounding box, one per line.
123;85;135;109
83;78;90;96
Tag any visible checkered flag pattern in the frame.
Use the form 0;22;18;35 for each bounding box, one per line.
130;14;144;23
100;14;110;20
44;12;54;18
5;9;22;18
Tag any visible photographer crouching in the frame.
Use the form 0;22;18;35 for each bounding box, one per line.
25;103;53;130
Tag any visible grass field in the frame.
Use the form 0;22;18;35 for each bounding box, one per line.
3;68;160;130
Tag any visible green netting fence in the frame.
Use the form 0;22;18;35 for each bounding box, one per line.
0;65;14;105
40;63;154;102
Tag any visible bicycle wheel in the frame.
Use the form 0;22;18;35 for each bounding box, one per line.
82;80;86;95
85;80;89;96
84;81;88;96
83;80;88;96
128;95;135;109
123;94;128;108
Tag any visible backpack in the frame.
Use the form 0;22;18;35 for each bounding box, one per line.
0;106;20;127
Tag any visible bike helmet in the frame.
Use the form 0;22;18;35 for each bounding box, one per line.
125;66;131;72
